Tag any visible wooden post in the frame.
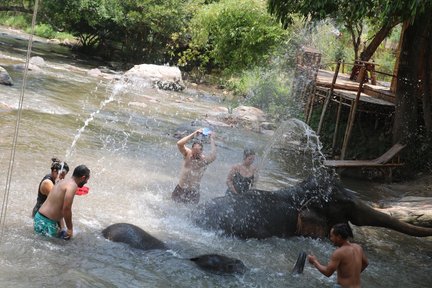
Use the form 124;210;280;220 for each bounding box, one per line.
305;85;316;125
390;21;408;93
331;92;343;156
340;66;366;160
317;61;341;134
305;71;320;124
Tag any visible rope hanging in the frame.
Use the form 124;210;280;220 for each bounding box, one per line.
0;0;40;240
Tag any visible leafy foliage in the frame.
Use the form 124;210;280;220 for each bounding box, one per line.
0;13;29;29
269;0;432;174
178;0;286;74
38;0;198;63
267;0;429;28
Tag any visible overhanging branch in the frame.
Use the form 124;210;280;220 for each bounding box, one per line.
0;6;33;14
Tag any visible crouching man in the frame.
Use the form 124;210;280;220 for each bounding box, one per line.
34;165;90;240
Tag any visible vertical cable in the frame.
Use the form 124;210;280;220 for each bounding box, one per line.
0;0;39;240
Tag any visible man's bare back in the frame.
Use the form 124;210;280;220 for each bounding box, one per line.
331;242;366;287
39;178;77;222
307;223;368;288
34;164;90;239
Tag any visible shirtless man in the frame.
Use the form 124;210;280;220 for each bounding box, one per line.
172;128;216;204
34;165;90;240
307;223;369;288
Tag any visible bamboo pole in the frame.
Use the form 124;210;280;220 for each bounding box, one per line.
340;66;366;160
305;58;321;124
305;85;316;124
390;21;408;93
317;61;341;134
332;92;343;156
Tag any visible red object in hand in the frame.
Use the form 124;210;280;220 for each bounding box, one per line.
76;186;89;195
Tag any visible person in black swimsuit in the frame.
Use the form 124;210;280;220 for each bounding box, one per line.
226;149;257;195
32;158;69;218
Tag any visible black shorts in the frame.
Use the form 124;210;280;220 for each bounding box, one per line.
172;184;200;204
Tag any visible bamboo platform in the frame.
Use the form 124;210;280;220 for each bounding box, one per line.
315;69;395;105
303;63;397;162
294;48;402;181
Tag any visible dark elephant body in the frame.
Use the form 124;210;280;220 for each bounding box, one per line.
102;223;167;250
102;223;247;275
194;175;339;239
190;254;247;275
194;191;300;239
194;173;432;239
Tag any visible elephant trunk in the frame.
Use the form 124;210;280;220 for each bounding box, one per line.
349;200;432;237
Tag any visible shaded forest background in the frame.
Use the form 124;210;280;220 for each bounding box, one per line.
1;0;431;178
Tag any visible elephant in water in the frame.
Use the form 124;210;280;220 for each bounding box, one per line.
192;172;432;239
102;223;167;250
102;223;247;275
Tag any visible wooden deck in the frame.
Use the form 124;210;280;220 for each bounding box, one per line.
294;50;403;181
301;64;402;176
315;69;395;105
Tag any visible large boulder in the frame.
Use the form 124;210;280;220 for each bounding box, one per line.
124;64;185;91
29;56;46;67
0;66;13;86
216;105;267;132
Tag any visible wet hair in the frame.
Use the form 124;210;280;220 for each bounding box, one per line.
243;148;256;159
332;223;354;239
72;164;90;178
192;141;203;149
51;157;69;173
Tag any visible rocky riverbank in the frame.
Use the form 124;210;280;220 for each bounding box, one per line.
374;173;432;227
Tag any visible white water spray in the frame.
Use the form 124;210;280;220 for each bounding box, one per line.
256;118;325;188
65;81;126;160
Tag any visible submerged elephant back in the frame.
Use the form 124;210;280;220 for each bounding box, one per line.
102;223;167;251
190;254;247;275
194;192;299;239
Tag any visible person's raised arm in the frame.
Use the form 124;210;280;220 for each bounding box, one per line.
205;132;217;163
177;129;201;157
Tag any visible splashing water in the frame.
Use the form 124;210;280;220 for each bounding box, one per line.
65;80;126;160
256;118;325;189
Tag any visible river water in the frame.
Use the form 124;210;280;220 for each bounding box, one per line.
0;27;431;287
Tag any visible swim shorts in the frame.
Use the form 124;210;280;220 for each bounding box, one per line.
34;211;60;238
172;184;200;204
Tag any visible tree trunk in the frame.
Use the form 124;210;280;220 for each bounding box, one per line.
392;11;432;166
345;24;360;60
349;22;395;81
421;22;432;136
360;22;396;61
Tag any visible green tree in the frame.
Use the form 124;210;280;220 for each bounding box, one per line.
0;0;34;13
38;0;197;63
38;0;123;53
181;0;285;74
267;0;403;62
115;0;199;64
268;0;432;172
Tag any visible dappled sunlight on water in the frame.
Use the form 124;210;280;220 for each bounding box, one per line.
0;29;431;287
